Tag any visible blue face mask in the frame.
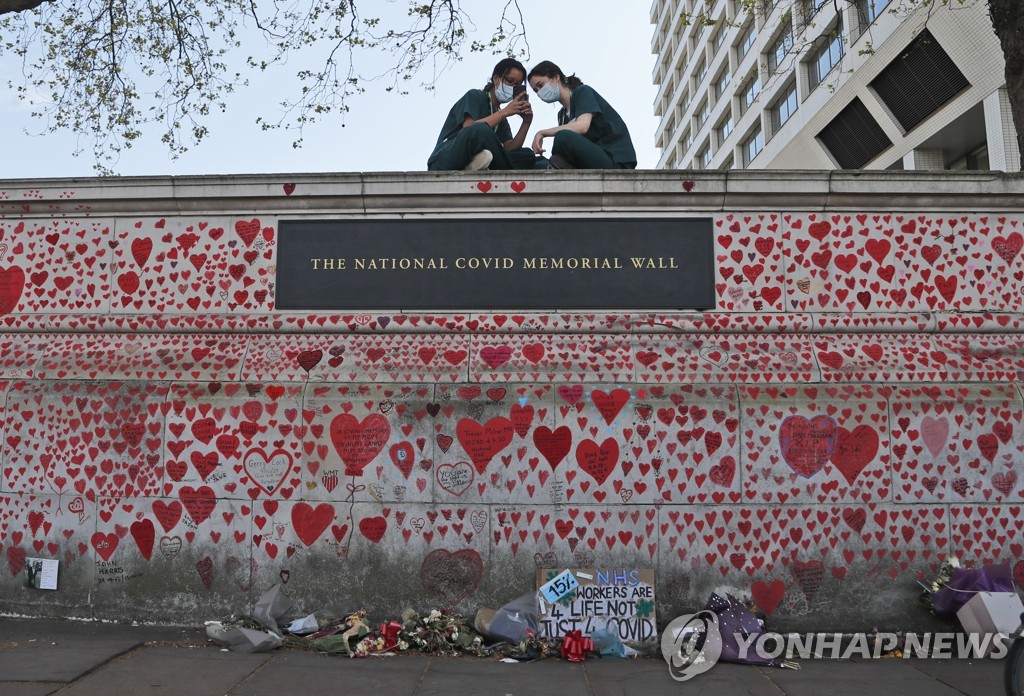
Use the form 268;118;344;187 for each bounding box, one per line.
495;82;515;103
538;80;561;103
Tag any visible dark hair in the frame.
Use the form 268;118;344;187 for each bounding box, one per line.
483;57;527;92
527;61;584;88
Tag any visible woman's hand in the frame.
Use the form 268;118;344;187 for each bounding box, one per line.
502;97;531;119
532;130;549;155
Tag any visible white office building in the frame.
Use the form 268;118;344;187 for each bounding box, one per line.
650;0;1021;171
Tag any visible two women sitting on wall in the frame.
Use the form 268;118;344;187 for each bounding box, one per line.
427;59;637;172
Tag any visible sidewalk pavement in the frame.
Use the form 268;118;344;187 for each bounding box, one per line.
0;617;1007;696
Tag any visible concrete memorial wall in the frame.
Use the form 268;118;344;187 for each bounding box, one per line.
0;170;1021;630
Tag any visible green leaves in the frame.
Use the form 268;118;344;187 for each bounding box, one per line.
0;0;529;172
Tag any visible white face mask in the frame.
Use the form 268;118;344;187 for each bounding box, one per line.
495;82;515;103
538;80;561;103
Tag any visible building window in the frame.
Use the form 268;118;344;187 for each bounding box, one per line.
869;30;970;132
766;22;794;74
715;69;731;101
717;113;735;146
713;26;726;52
858;0;892;25
804;0;829;21
743;127;764;166
697;145;712;169
740;73;761;113
817;97;892;168
771;81;798;132
695;59;708;85
720;155;735;170
808;20;845;89
696;99;710;127
738;22;757;57
683;128;693;151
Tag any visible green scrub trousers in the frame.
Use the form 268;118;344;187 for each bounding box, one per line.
428;122;536;171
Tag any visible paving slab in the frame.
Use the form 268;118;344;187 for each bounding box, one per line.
585;658;784;696
2;684;62;696
0;638;143;682
58;646;269;696
416;656;592;696
907;658;1004;696
762;659;977;696
230;652;429;695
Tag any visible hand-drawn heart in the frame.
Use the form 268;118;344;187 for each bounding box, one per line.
533;425;572;469
0;265;26;316
196;556;214;589
456;417;514;474
159;535;182;560
6;545;26;577
992;472;1017;497
296;349;323;373
557;385;584;404
921;416;949;458
283;183;296;196
436;461;474;496
358;516;387;543
992;232;1023;264
510;404;534;438
576;437;619;485
242;448;292;494
235;219;261;247
420;548;483;607
591;388;630;425
790;559;825;601
330;414;390;477
130;520;155;560
291;502;334;546
389;441;415;479
830;425;879;485
751;578;785;616
129;237;153;269
709;456;736;487
91;532;120;562
1014;560;1024;590
779;415;838;478
480;345;512;368
179;485;216;524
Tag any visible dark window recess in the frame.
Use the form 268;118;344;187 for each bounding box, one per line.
870;29;969;131
817;98;892;168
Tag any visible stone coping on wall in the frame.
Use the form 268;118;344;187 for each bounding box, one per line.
2;170;1023;216
0;312;1022;334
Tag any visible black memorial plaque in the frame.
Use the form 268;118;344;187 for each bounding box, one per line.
275;218;714;310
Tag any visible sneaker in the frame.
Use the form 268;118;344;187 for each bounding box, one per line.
464;150;493;171
550;154;574;170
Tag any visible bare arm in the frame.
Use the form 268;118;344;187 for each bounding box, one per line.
531;113;593;154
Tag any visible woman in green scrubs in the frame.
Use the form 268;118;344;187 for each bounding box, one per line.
526;61;637;169
427;58;538;171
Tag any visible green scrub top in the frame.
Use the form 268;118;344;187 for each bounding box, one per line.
559;85;637;167
430;89;512;161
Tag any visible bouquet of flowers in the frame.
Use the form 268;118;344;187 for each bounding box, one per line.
397;608;484;656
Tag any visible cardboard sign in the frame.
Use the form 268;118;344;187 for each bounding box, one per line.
536;568;656;642
539;569;579;603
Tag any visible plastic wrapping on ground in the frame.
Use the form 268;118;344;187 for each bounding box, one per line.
205;622;283;653
932;563;1013;620
475;592;538;643
704;593;785;667
252;584;297;634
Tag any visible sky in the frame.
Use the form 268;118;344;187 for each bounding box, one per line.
0;1;660;178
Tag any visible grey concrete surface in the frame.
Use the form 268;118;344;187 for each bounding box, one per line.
0;618;1011;696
